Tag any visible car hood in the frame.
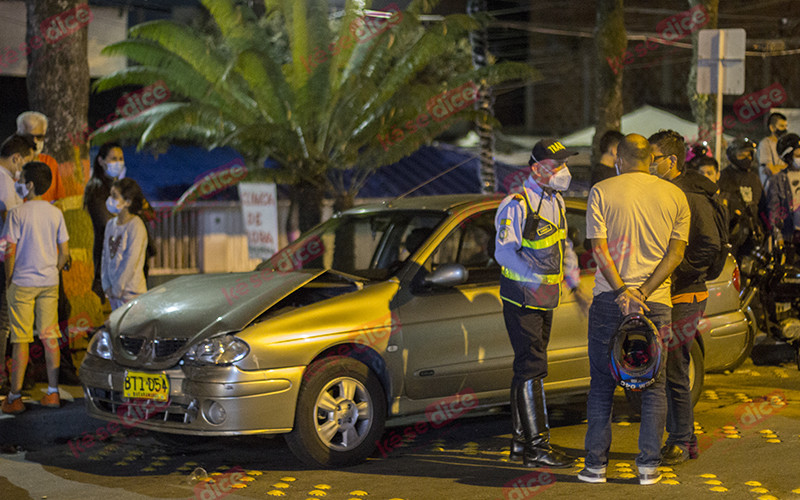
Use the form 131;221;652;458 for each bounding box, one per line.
109;269;324;368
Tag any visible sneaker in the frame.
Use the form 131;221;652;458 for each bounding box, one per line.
1;396;25;414
41;392;60;408
661;444;689;465
577;466;607;483
638;468;662;485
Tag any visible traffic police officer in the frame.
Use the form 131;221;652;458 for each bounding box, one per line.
494;138;584;468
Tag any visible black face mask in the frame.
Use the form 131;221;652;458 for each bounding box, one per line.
775;129;788;139
730;156;753;170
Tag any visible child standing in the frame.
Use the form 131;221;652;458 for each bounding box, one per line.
102;178;148;310
1;162;69;414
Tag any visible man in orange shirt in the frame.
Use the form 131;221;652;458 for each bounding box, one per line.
16;112;66;203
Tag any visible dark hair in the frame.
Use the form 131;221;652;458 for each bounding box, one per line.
599;130;624;154
112;178;146;216
687;155;719;173
22;161;52;195
648;129;686;172
92;142;122;181
768;112;787;128
0;134;36;159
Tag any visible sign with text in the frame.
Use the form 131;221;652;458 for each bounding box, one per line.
237;182;279;261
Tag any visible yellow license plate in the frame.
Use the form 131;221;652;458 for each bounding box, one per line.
123;371;169;402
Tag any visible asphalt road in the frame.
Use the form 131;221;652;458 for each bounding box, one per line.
2;357;800;500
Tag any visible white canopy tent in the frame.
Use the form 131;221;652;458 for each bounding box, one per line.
561;104;733;147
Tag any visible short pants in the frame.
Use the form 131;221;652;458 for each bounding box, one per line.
8;284;59;344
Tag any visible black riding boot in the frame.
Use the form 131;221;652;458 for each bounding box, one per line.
509;381;524;461
517;378;574;468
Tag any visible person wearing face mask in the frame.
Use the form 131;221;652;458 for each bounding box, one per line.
758;112;789;188
0;135;36;392
101;178;148;310
648;130;721;466
16;112;66;204
494;138;586;469
766;133;800;264
84;143;127;301
579;134;689;485
718;139;764;262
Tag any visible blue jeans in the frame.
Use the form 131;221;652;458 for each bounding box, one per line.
585;292;671;469
665;298;706;451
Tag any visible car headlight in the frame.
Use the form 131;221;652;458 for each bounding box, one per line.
184;334;249;365
87;329;113;360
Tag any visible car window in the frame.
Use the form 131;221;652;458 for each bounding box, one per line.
566;207;596;272
429;210;499;284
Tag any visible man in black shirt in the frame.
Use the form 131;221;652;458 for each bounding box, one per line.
718;139;764;262
591;131;624;187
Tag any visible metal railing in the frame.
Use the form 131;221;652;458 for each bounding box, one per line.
148;202;199;274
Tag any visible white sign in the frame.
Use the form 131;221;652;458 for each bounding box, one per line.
697;29;746;95
237;182;279;260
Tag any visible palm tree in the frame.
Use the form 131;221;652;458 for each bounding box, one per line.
89;0;535;230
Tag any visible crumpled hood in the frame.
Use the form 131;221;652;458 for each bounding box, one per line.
675;170;718;197
109;268;323;368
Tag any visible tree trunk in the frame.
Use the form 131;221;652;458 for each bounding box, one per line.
295;180;324;233
468;0;495;193
26;0;100;334
686;0;719;146
592;0;626;164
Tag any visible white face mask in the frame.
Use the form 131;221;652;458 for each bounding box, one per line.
548;166;572;191
106;161;126;179
106;196;121;215
15;181;29;199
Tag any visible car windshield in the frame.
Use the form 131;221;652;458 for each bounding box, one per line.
256;209;447;280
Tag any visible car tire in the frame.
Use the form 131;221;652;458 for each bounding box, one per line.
285;356;386;467
624;341;705;414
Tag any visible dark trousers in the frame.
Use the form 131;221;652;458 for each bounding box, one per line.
666;298;706;449
502;301;553;384
0;265;8;382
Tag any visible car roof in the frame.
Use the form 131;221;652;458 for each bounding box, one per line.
343;193;587;215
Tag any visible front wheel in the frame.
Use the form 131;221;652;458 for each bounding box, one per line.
285;356;386;467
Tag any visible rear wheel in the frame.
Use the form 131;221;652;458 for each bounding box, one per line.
285;356;386;467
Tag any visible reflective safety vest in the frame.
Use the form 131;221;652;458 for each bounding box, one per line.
500;191;566;310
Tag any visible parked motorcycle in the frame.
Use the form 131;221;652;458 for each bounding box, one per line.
739;237;800;369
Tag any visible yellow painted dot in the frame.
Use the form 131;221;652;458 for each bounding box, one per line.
157;455;170;460
240;476;254;482
88;456;103;461
616;468;634;474
658;466;674;472
662;479;680;485
114;461;129;466
314;484;332;489
745;481;762;486
662;472;677;478
766;439;781;443
615;462;631;467
709;486;728;492
723;429;739;434
700;474;717;478
792;488;800;494
757;496;778;500
141;467;156;472
696;430;705;434
151;462;166;467
750;488;769;493
618;473;636;479
705;480;722;485
308;491;328;497
764;434;778;439
185;461;198;465
273;483;290;489
759;430;773;434
725;434;742;439
349;492;368;497
722;425;736;430
266;492;286;497
617;422;631;426
210;472;222;476
231;483;246;489
129;450;144;455
247;470;263;476
280;477;297;482
176;466;190;471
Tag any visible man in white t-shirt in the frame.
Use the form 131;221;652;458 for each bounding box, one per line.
757;112;788;187
0;135;36;392
1;162;69;414
578;134;689;486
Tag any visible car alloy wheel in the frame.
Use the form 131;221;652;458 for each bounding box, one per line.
314;376;372;451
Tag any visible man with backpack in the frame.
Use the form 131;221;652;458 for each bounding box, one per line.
648;130;725;465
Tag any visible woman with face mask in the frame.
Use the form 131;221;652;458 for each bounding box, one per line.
83;143;127;301
101;178;148;310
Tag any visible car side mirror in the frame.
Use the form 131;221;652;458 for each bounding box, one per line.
423;264;468;288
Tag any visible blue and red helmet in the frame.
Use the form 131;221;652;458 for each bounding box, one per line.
608;313;664;391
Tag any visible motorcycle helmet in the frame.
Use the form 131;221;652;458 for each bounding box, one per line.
686;142;711;164
726;138;757;170
776;132;800;166
608;313;664;391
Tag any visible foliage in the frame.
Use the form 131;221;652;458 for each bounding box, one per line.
90;0;536;204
